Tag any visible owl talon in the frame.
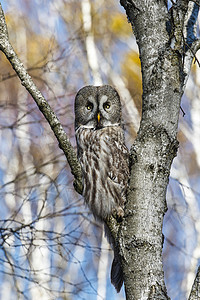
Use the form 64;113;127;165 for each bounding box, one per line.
117;207;124;218
112;206;124;221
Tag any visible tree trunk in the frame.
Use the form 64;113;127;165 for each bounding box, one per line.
118;1;200;299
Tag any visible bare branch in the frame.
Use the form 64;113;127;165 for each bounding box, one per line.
0;2;83;194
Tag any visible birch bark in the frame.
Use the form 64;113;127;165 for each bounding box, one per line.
118;1;200;299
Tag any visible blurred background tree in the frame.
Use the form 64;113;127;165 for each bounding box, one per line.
0;1;199;299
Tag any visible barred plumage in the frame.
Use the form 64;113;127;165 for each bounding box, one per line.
75;85;129;292
76;126;128;220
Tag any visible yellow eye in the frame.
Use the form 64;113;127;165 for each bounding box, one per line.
86;104;93;110
104;103;110;110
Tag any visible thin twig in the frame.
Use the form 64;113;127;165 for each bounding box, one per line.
0;2;83;194
180;106;186;117
184;40;200;67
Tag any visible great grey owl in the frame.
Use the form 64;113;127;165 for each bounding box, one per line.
74;85;129;292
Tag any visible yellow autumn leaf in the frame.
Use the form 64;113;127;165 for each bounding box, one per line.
122;51;142;92
110;13;132;37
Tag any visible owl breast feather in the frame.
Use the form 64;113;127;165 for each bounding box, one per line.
75;126;129;220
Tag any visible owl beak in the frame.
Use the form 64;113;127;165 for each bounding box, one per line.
97;113;101;123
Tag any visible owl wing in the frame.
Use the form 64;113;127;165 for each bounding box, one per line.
104;131;129;207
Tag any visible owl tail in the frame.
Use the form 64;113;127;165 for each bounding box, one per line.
111;249;124;293
104;223;124;292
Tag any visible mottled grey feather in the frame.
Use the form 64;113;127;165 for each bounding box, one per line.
75;85;129;292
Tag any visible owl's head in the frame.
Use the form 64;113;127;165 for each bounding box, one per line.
74;85;122;130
